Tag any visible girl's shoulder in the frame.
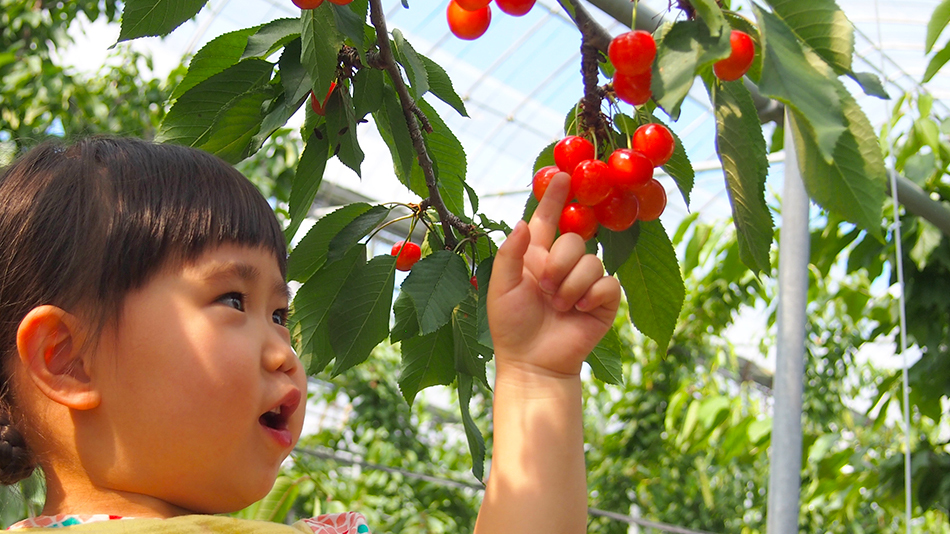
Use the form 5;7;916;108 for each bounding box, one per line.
7;513;371;533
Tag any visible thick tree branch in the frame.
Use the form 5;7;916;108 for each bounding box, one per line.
368;0;470;249
562;0;612;54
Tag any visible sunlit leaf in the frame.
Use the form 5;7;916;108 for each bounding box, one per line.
288;203;373;283
172;26;258;100
765;0;854;73
118;0;206;41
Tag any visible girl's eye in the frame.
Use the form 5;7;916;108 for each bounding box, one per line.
272;309;289;327
218;292;246;312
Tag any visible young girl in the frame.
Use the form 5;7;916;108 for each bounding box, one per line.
0;137;620;533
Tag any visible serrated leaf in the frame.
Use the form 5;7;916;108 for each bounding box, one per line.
753;4;845;162
457;372;485;481
374;83;415;180
585;326;623;384
301;7;345;101
652;20;731;120
285;131;330;241
402;250;471;335
172;26;258;101
650;115;693;205
848;71;889;99
788;84;886;240
331;0;368;52
709;79;772;273
927;0;950;53
475;257;493;350
398;323;455;405
248;40;311;155
690;0;726;37
198;90;269;163
453;292;491;387
600;223;640;275
291;245;366;375
352;67;384;118
765;0;854;74
406;100;467;216
118;0;205;41
616;220;685;355
391;290;420;342
393;30;428;98
242;18;300;60
325;83;365;176
327;204;390;263
288;203;373;283
420;54;468;117
328;254;397;375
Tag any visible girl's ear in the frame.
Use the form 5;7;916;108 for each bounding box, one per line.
16;305;100;410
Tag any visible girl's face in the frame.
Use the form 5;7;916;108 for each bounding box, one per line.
81;244;305;515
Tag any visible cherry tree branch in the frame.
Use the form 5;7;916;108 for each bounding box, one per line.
368;0;471;249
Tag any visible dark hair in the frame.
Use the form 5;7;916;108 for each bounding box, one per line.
0;137;287;484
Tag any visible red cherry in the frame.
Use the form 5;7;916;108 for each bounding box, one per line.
293;0;323;8
633;179;667;221
532;165;560;201
310;81;338;116
326;0;353;5
554;136;595;174
607;148;652;191
571;159;612;206
391;240;422;271
713;30;755;82
632;123;675;167
613;70;652;106
447;0;491;40
455;0;490;10
608;30;656;75
594;188;639;232
496;0;534;16
470;275;478;289
559;202;598;241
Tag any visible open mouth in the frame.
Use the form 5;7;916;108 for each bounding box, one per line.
259;389;301;433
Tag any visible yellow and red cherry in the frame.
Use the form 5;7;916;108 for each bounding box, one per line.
633;179;667;222
632;123;675;167
310;81;338;116
594;188;639;232
608;30;656;75
613;70;652;106
496;0;534;16
571;159;612;206
559;202;598;241
532;165;560;201
391;240;422;271
607;148;652;191
554;136;595;174
447;0;491;40
713;30;755;82
293;0;323;8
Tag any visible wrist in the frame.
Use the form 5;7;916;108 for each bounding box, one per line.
493;357;583;400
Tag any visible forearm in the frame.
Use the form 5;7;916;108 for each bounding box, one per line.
474;360;588;534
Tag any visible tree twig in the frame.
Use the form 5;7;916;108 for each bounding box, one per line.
368;0;470;249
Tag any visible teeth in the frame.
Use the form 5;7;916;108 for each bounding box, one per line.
268;407;281;416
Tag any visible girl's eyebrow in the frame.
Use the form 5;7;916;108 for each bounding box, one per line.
199;261;292;301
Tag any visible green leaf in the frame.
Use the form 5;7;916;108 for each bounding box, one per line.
325;83;365;176
754;4;845;162
172;26;258;101
328;254;397;375
585;326;623;385
457;372;485;481
326;204;390;263
285;131;330;241
398;323;455;405
254;476;301;523
653;116;693;205
924;41;950;83
616;220;685;354
847;71;889;99
911;219;943;270
373;83;415;180
248;39;311;155
600;223;640;275
652;20;731;120
331;1;368;52
407;100;467;216
676;400;701;448
301;7;345;101
709;79;772;273
788;84;886;240
402;250;471;335
391;290;420;342
420;54;468;117
765;0;854;74
475;257;494;350
118;0;206;41
393;30;428;98
157;59;273;163
288;203;373;283
690;0;726;37
352;66;384;118
242;18;300;60
453;291;491;387
291;245;366;375
926;0;950;53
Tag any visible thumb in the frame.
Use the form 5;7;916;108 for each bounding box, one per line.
488;220;530;298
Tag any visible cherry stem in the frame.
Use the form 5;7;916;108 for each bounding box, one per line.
368;0;472;250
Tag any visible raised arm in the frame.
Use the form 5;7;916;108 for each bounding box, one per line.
474;172;621;534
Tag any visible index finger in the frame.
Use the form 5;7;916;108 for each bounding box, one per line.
528;171;571;250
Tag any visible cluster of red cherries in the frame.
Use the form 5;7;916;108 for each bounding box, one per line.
446;0;535;40
534;123;675;241
608;28;755;106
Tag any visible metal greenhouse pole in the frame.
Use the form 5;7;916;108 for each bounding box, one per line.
766;112;809;533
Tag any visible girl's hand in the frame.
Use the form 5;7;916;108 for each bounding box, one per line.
487;172;621;378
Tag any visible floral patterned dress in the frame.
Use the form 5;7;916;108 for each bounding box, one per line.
8;512;370;534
